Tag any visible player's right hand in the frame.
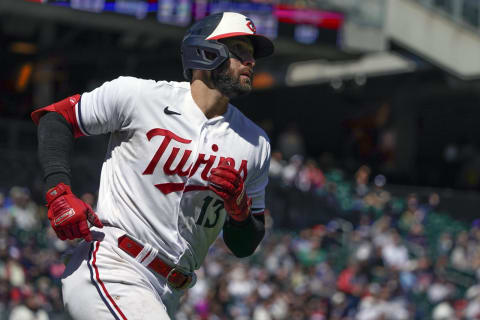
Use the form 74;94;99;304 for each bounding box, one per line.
46;183;103;241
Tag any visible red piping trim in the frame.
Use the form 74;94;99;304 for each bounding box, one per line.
92;242;128;320
207;32;254;40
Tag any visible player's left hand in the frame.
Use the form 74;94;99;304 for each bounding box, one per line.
208;160;251;222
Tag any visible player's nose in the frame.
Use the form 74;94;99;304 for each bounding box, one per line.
243;56;255;68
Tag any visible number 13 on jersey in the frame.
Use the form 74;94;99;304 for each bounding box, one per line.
196;196;224;228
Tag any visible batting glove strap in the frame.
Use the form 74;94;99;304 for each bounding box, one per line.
227;208;254;226
46;183;72;204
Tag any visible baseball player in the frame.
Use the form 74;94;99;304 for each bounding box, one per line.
31;12;273;320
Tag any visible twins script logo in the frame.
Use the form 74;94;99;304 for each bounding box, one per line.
143;128;248;194
245;18;256;33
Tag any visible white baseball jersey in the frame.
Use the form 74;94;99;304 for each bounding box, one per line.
75;76;270;271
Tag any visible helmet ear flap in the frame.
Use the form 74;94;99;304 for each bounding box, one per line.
184;69;193;81
181;36;229;81
204;50;218;61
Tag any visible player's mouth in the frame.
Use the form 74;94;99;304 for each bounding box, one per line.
240;69;253;80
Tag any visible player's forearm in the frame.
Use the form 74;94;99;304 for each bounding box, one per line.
37;112;74;192
223;213;265;258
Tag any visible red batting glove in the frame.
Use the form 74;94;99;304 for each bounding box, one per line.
46;183;103;241
208;161;251;222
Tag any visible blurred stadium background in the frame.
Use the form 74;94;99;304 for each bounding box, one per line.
2;0;480;319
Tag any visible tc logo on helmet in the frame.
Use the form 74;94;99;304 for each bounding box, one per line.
245;18;256;33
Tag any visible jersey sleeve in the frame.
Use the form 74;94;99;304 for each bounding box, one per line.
75;76;140;136
31;76;140;137
246;138;271;215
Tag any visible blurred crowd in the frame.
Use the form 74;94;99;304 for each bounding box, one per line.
2;157;480;319
0;186;92;320
176;154;480;320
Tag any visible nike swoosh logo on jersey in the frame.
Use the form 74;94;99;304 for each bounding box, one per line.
164;106;181;115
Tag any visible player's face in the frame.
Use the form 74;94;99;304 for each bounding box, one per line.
212;37;256;98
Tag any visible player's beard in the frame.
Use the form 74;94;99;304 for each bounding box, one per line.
211;61;252;98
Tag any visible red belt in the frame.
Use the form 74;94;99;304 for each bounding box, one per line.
117;235;192;289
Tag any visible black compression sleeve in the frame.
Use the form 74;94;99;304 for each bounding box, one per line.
37;112;74;192
223;214;265;258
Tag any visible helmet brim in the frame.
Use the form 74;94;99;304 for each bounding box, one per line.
250;34;275;59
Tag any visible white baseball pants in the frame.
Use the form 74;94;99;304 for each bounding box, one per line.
61;227;187;320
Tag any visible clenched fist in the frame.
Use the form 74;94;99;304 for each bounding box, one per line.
208;161;251;222
46;183;103;241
